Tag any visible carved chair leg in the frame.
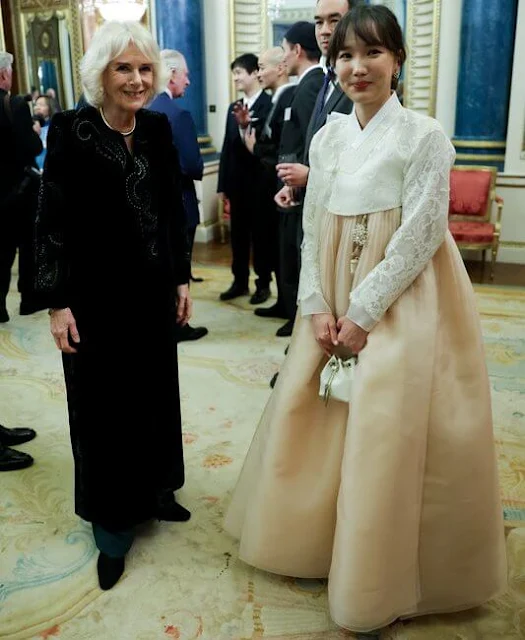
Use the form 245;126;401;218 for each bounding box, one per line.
491;245;498;281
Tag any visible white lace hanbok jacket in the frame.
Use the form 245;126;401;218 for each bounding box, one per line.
298;92;456;331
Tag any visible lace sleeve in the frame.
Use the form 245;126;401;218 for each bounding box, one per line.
34;115;71;309
348;126;455;331
297;136;331;317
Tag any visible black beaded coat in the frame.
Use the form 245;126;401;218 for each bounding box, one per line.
34;107;190;530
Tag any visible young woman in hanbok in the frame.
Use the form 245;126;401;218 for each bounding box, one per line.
225;5;507;637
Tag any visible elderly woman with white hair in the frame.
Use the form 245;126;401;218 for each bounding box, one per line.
34;21;193;590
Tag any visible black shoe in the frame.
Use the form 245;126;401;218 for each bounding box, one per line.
270;372;279;389
155;489;191;522
219;282;249;301
0;424;37;446
176;324;208;343
276;320;294;337
284;345;289;355
0;444;34;471
190;275;204;283
254;304;288;319
97;552;125;590
19;301;43;316
0;308;8;323
249;288;271;305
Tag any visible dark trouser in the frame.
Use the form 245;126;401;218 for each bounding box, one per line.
187;225;197;265
0;191;37;310
229;191;276;290
279;207;303;321
93;523;135;558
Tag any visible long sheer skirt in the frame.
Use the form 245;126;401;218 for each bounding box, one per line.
224;207;507;633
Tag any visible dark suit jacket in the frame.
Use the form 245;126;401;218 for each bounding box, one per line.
0;88;42;203
217;91;272;199
253;84;296;176
148;92;204;229
278;67;324;166
304;82;353;165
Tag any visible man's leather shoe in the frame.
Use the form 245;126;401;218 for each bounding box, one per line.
190;274;204;283
97;552;125;590
254;304;288;319
156;489;191;522
249;288;271;305
0;308;8;323
0;424;37;446
0;444;34;471
176;324;208;343
220;283;249;301
276;320;294;337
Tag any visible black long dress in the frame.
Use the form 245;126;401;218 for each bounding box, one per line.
34;107;190;531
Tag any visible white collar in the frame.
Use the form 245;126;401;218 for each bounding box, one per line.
164;88;173;100
272;82;295;104
297;63;323;85
350;92;402;149
244;89;263;110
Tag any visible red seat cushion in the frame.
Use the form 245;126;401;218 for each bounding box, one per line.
449;170;492;216
449;221;494;244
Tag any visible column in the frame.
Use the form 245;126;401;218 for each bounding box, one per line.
454;0;519;169
155;0;211;145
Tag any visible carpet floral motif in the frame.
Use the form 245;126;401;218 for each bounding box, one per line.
0;268;524;639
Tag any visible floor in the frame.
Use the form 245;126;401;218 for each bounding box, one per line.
194;239;525;287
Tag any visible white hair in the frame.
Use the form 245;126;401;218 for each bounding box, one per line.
160;49;187;75
80;21;168;107
0;51;13;71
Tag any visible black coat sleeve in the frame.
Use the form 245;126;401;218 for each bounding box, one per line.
12;95;43;168
33;112;71;309
156;114;191;286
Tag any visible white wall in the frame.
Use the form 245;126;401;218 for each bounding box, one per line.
435;0;462;136
505;0;525;175
203;0;231;153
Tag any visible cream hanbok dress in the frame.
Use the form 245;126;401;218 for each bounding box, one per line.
224;93;507;633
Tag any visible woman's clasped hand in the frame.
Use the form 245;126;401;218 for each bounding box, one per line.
311;313;368;356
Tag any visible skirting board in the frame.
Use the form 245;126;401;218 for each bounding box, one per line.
195;222;220;244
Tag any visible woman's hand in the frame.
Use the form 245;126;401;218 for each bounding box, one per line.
176;284;192;326
312;313;338;356
274;185;295;208
50;307;80;354
336;317;368;354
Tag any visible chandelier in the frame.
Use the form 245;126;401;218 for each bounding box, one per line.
267;0;284;20
93;0;148;22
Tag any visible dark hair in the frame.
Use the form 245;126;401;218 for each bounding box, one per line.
231;53;259;74
327;4;407;89
35;94;58;120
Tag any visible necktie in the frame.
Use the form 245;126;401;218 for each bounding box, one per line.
312;68;334;130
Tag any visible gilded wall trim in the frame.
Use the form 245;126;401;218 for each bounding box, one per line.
404;0;441;117
11;0;84;101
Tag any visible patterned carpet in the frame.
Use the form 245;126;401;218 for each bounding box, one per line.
1;266;525;640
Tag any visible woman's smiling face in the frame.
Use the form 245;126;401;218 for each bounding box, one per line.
103;44;154;114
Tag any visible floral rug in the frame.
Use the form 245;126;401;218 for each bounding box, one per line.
1;267;525;640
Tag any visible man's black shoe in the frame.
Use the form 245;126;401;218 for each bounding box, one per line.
220;283;249;301
97;553;125;590
0;308;8;323
190;274;204;283
0;424;37;446
176;324;208;343
250;288;271;305
0;444;34;471
155;489;191;522
270;372;279;389
254;304;288;319
276;320;294;337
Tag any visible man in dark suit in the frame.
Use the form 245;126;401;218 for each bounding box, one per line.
217;54;272;304
273;22;324;337
236;47;296;320
148;50;208;342
0;51;42;324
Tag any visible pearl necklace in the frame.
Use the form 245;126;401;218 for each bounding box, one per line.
99;108;136;137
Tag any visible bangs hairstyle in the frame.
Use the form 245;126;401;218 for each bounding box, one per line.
80;21;168;108
327;5;407;88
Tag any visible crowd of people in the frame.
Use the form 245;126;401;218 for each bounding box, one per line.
0;0;507;636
